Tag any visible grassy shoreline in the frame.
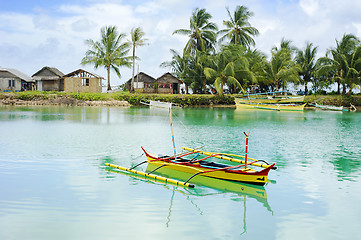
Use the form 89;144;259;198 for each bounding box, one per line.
1;91;361;107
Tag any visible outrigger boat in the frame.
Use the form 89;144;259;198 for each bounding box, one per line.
235;100;306;111
236;95;304;104
313;103;344;111
105;108;276;188
141;143;276;186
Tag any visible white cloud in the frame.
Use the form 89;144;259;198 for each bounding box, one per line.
1;0;361;85
71;18;97;32
299;0;319;16
33;14;59;30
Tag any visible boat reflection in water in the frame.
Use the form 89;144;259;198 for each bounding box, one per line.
145;164;273;212
105;162;273;234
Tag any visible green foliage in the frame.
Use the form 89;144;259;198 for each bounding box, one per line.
81;25;132;91
70;92;109;101
110;93;234;106
13;91;53;100
173;8;218;55
218;5;259;47
305;94;361;106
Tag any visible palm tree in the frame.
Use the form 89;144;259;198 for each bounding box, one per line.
262;48;301;91
272;38;298;57
318;34;360;94
204;46;255;95
346;45;361;94
81;25;131;91
314;58;335;96
218;5;259;47
129;27;148;92
296;42;318;92
160;49;193;93
173;8;218;55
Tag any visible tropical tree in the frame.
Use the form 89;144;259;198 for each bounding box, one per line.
223;44;258;92
262;47;301;91
313;59;334;96
81;25;131;91
189;51;211;93
296;42;318;92
129;27;148;92
160;49;193;93
173;8;218;55
318;34;360;94
204;46;255;95
218;5;259;47
272;38;297;58
346;45;361;94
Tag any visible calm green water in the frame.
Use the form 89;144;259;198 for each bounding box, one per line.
0;106;360;240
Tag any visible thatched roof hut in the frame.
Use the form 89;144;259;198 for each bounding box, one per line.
32;66;64;91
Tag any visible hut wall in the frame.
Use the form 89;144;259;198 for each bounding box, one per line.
0;77;21;91
42;80;60;91
64;77;102;93
156;74;181;94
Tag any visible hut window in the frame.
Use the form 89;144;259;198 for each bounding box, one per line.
82;78;89;86
8;79;15;87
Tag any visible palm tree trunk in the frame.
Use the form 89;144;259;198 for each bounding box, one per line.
342;80;346;95
131;45;136;93
107;66;111;91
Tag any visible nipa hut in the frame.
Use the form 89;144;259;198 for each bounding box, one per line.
32;66;64;91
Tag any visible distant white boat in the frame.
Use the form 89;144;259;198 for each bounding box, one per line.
140;99;181;109
314;103;344;111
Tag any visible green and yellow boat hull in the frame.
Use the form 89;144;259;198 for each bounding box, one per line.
142;147;275;186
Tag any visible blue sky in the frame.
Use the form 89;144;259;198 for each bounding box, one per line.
1;0;361;86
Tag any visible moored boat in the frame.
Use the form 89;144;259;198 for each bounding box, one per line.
314;103;344;111
141;146;275;186
235;99;306;111
105;106;276;188
140;99;181;109
236;95;304;104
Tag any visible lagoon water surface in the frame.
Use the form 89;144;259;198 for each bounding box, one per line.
0;106;360;240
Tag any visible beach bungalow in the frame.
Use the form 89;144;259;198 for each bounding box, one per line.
32;66;64;91
156;72;183;94
124;72;183;94
0;68;34;92
124;72;156;93
63;69;103;93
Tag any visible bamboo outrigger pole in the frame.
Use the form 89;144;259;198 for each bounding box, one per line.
243;132;249;169
105;163;195;188
169;106;177;159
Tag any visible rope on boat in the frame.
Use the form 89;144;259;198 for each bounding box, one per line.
171;110;204;150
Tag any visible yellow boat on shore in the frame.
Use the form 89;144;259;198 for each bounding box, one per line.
236;95;304;104
235;99;306;111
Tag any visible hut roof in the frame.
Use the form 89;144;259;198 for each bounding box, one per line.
125;72;156;84
63;69;104;79
0;68;34;82
156;72;183;83
32;66;64;81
